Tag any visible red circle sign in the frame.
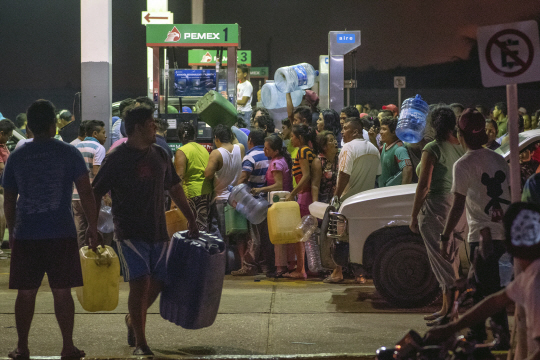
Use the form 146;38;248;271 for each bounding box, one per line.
485;29;534;77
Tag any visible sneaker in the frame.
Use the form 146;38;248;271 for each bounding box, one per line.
231;267;257;276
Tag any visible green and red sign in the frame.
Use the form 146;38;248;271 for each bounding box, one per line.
146;24;239;47
188;49;251;66
250;67;269;77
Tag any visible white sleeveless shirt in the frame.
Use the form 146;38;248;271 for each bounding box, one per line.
214;144;242;201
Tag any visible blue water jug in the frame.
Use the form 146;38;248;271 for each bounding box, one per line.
274;63;319;93
160;230;225;329
396;94;429;143
261;81;304;109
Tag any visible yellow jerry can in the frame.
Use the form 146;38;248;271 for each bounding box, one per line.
76;245;120;312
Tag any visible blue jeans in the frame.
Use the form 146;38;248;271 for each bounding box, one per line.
238;111;252;126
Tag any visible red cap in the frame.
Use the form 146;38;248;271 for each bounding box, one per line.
382;104;398;115
458;108;488;146
360;113;369;118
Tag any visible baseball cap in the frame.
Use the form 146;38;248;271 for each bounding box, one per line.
0;112;5;120
518;107;527;114
457;108;488;147
182;106;193;113
382;104;398;115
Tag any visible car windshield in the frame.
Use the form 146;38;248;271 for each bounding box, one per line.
495;133;529;157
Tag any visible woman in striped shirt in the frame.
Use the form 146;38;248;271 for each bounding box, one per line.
284;124;317;279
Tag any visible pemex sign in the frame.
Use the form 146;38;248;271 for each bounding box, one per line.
146;24;239;47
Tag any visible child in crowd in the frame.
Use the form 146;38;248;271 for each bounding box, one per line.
252;134;294;277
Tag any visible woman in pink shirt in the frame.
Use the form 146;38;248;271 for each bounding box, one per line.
252;134;293;277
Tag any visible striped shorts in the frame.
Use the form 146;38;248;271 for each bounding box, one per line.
117;240;169;282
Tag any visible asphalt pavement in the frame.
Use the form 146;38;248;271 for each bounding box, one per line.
0;247;511;359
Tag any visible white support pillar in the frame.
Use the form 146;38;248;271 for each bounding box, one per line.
192;0;204;24
147;0;169;98
81;0;112;149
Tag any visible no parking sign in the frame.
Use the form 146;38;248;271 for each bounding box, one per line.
477;20;540;87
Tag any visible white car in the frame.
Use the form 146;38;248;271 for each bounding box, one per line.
321;130;540;308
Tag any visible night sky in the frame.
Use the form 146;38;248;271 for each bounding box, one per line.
1;0;540;119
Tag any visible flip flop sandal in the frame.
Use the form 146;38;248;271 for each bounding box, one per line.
133;345;154;356
125;314;135;347
60;347;85;360
424;312;443;321
8;349;30;360
284;272;307;279
323;276;344;284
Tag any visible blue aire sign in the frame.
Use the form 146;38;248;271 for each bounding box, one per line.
337;34;355;43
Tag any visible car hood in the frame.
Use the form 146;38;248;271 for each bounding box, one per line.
339;184;417;220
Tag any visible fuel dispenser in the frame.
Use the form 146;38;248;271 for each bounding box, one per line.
145;24;241;152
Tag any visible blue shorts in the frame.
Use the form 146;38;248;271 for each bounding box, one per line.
117;240;169;282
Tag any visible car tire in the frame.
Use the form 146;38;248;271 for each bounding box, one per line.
372;235;440;308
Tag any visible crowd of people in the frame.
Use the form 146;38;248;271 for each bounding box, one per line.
2;83;540;358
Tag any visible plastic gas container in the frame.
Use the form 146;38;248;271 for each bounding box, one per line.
227;184;269;224
267;201;302;244
396;94;429;143
268;191;290;204
224;204;248;235
165;208;189;239
76;246;120;312
274;63;319;93
160;230;226;329
261;81;304;109
195;90;237;128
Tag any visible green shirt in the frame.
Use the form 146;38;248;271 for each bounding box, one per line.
178;142;213;198
378;141;411;187
496;117;508;138
422;140;464;196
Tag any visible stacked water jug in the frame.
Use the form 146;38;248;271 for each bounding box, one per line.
261;63;319;109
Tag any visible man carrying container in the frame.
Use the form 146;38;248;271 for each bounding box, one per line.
4;99;99;360
92;105;198;356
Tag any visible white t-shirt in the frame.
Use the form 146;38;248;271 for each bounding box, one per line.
237;80;253;112
15;138;33;150
451;148;511;242
70;138;82;146
506;258;540;356
338;138;381;202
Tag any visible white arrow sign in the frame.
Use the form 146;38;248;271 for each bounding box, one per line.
141;11;173;25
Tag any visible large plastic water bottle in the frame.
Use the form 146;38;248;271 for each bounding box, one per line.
396;94;429;143
274;63;319;93
227;184;269;224
305;236;324;273
261;81;304;109
97;206;114;233
499;252;513;287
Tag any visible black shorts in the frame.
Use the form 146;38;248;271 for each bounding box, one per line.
9;238;83;290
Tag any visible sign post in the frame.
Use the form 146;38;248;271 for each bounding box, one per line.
394;76;406;112
478;20;540;359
